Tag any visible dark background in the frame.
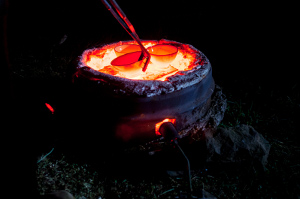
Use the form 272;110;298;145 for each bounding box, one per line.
5;1;298;118
6;0;297;84
2;1;299;198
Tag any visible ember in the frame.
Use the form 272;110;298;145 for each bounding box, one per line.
45;103;54;114
80;40;199;81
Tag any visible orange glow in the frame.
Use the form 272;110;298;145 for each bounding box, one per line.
155;118;176;136
81;41;198;81
45;103;54;114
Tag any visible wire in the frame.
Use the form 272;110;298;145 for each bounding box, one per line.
159;122;193;195
175;142;193;194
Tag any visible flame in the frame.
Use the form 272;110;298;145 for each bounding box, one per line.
155;118;176;136
81;41;197;81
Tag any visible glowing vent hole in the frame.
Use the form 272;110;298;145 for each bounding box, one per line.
155;118;176;136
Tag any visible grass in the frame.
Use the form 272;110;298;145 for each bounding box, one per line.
220;99;262;127
37;156;105;199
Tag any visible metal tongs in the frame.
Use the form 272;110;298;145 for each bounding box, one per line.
101;0;151;72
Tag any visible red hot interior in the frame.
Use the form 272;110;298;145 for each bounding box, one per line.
80;40;199;81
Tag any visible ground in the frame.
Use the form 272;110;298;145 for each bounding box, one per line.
33;74;299;198
15;37;296;198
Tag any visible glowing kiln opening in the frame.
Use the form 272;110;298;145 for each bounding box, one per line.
155;118;176;136
80;40;201;81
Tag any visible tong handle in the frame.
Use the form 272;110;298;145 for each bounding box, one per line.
101;0;150;72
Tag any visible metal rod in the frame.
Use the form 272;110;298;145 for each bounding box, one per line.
159;122;193;195
101;0;151;72
176;142;193;194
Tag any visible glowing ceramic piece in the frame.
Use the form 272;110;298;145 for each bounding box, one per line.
111;51;146;77
114;44;141;56
147;45;178;68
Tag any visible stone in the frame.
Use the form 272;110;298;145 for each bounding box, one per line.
205;124;271;167
41;190;75;199
199;189;218;199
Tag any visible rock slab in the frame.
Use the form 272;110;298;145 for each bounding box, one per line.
205;124;271;167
